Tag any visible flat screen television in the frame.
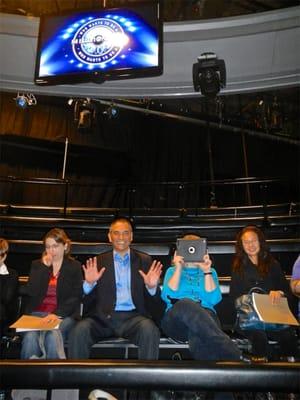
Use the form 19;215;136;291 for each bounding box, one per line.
34;1;163;85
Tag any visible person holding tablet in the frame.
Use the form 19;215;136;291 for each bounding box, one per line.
160;234;241;361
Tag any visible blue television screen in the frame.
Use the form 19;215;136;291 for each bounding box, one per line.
34;1;163;85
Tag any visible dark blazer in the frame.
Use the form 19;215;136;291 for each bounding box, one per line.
0;267;18;324
83;248;165;324
20;257;83;318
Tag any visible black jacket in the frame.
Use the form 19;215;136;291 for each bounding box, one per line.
0;267;18;324
20;257;83;318
83;249;165;325
230;258;289;301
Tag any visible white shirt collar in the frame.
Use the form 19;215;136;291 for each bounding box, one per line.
0;263;9;275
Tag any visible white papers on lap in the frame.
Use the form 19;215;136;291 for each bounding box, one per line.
252;293;299;326
10;315;61;332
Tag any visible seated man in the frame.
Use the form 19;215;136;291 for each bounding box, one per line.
68;217;165;360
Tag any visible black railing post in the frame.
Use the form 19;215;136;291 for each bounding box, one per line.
63;180;69;218
128;187;136;219
260;183;270;229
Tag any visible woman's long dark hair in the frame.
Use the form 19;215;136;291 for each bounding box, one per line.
232;225;275;276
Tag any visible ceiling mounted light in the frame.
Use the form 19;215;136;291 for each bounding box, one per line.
192;52;226;98
73;98;97;131
14;92;37;109
103;104;119;119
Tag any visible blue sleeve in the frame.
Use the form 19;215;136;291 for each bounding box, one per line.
292;255;300;280
83;280;97;295
161;267;175;309
200;269;222;309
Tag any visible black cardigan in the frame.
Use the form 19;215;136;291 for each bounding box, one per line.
0;267;18;323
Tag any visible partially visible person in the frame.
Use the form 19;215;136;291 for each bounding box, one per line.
230;225;298;361
290;254;300;320
19;228;83;359
0;238;18;337
161;234;241;361
68;217;165;360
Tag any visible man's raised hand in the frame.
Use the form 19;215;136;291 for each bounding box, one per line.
139;260;163;289
82;256;105;285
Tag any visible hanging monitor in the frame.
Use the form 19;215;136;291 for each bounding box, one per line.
34;1;163;85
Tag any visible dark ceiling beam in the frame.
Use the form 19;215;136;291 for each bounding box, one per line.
95;99;300;146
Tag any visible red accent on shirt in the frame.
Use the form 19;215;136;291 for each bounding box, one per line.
35;274;58;313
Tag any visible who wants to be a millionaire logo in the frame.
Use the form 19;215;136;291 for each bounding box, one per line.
38;9;159;77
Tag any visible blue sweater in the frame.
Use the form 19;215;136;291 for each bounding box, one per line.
161;266;222;312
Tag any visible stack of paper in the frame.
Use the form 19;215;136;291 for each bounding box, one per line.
10;315;61;332
252;293;299;326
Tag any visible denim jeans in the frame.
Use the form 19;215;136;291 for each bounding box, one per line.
161;299;241;361
20;312;76;359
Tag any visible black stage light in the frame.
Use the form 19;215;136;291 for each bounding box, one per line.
15;95;28;108
193;52;226;97
74;98;97;131
103;104;119;119
78;109;93;129
14;92;37;108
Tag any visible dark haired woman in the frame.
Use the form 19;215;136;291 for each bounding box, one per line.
20;228;83;359
230;225;298;361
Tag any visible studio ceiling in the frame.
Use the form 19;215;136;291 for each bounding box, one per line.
1;0;299;143
0;0;299;21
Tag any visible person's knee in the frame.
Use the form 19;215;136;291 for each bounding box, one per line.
21;332;40;358
70;319;91;338
139;319;160;340
22;331;38;344
172;299;201;316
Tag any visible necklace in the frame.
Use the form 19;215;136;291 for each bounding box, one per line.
53;270;60;278
52;262;62;278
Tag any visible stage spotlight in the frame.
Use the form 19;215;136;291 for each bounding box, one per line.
27;93;37;106
74;98;97;131
78;109;92;129
14;92;37;108
192;52;226;97
103;105;119;119
15;94;27;108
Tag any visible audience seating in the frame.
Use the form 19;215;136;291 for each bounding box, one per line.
1;203;299;374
